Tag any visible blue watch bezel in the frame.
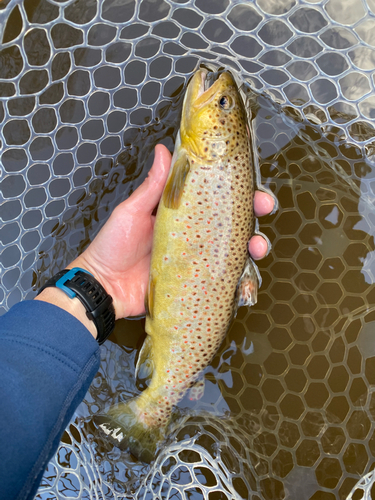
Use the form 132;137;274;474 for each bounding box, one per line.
55;267;94;299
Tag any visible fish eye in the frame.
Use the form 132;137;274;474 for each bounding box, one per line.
219;95;233;110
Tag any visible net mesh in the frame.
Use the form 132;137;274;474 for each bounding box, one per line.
1;0;375;498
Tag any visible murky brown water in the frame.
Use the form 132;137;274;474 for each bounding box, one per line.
57;85;375;500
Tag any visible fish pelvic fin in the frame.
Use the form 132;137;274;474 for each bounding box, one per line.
163;150;190;209
93;399;165;463
135;334;154;382
235;257;260;309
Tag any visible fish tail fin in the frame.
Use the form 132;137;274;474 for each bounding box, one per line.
93;398;165;463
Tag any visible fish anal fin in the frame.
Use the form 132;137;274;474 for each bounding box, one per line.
235;258;260;309
135;335;154;382
163;152;190;209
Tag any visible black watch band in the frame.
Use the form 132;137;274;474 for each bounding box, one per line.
38;268;116;345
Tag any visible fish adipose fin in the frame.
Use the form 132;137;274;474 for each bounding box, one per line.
163;151;190;209
135;335;154;382
188;376;205;401
235;257;260;309
93;399;164;464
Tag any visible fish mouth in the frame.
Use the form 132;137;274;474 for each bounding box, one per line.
196;69;220;98
180;69;235;136
192;69;235;107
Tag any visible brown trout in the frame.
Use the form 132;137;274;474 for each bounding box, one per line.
95;69;259;461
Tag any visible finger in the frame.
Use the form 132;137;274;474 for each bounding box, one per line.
254;191;275;217
248;234;269;261
127;144;172;214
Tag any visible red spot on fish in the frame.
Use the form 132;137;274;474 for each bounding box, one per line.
186;238;189;241
174;326;178;330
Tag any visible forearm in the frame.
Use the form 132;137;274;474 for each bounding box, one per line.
0;300;100;500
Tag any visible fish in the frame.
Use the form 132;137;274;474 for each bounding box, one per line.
95;69;259;462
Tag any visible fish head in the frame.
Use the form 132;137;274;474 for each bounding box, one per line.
180;69;249;160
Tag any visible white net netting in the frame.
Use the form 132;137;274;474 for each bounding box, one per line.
1;0;375;498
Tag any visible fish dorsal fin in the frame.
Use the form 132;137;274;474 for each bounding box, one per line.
144;275;155;320
235;257;261;310
135;335;154;382
163;150;190;209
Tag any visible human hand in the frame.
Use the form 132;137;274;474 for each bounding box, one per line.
70;144;275;319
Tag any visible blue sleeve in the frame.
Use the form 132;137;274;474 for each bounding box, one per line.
0;300;101;500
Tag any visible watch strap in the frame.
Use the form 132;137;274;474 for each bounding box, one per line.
38;268;116;345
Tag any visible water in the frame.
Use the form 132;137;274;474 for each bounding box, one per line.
46;84;375;499
1;0;375;498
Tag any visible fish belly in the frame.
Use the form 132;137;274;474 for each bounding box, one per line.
144;152;254;420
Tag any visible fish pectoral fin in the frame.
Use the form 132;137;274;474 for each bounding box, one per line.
145;275;155;320
135;335;154;382
188;376;205;401
235;257;261;309
163;151;190;209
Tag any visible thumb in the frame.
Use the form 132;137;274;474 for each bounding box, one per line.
127;144;172;214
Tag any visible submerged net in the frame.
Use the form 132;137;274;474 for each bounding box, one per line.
1;0;375;498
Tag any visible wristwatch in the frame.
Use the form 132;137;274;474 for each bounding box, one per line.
37;267;116;345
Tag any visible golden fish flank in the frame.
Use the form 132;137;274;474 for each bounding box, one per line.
95;69;258;462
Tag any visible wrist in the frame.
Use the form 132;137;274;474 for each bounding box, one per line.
35;287;98;339
36;267;116;344
68;256;122;319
